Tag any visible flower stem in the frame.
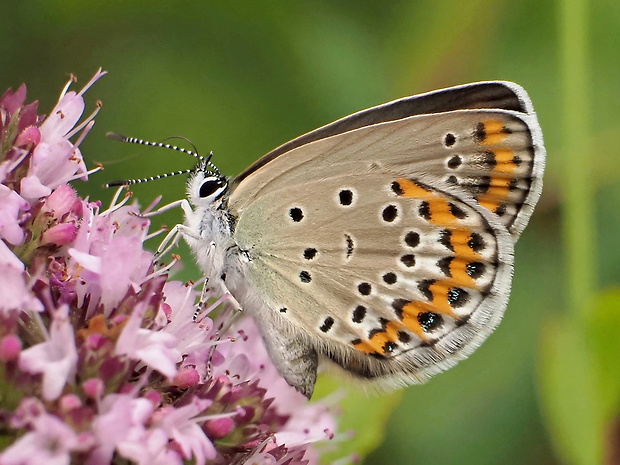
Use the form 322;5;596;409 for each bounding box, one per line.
560;0;596;316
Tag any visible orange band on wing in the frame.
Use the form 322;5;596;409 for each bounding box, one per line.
353;320;404;354
478;119;511;146
395;178;463;227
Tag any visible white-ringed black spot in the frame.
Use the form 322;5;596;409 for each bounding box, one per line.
303;248;317;260
447;287;469;307
468;232;485;252
345;234;355;258
447;175;458;185
404;231;420;248
418;201;431;220
444;133;457;147
447;155;462;169
383;272;397;285
279;307;287;313
352;305;367;323
358;282;372;296
400;254;416;267
466;261;485;279
391;181;405;195
383;341;398;353
320;316;334;332
299;271;312;283
449;203;468;219
339;189;353;206
382;205;398;222
418;312;444;332
289;207;304;222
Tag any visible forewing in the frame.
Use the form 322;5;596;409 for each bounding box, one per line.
234;81;537;187
231;86;544;239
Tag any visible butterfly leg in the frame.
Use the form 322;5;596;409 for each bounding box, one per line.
192;279;242;321
198;287;245;377
140;198;187;218
204;311;241;378
155;223;202;258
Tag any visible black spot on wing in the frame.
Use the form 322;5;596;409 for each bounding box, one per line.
352;305;367;323
339;189;353;206
289;207;304;222
383;272;397;285
320;317;334;332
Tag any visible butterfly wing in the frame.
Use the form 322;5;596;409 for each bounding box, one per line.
231;170;513;388
225;82;544;396
232;81;544;238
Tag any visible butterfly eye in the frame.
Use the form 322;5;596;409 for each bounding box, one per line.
199;178;224;198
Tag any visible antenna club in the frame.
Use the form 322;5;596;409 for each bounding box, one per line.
104;180;130;188
106;132;127;142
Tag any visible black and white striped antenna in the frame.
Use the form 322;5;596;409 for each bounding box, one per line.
104;132;219;187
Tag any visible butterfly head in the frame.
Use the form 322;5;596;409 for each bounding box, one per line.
187;158;229;208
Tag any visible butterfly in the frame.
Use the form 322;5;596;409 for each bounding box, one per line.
172;81;545;399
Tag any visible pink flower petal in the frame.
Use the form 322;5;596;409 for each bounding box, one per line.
0;240;23;270
39;91;85;141
0;84;27;115
45;184;82;218
19;307;78;400
2;402;83;465
90;394;155;465
115;303;181;379
68;248;101;273
0;183;29;245
25;139;85;199
14;126;41;147
0;249;43;314
41;222;77;245
20;174;52;200
152;399;216;464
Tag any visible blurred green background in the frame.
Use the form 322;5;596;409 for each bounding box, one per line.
3;1;619;464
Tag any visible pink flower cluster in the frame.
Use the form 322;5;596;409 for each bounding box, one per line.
0;71;339;465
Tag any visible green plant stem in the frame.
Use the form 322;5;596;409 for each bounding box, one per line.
560;0;596;317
